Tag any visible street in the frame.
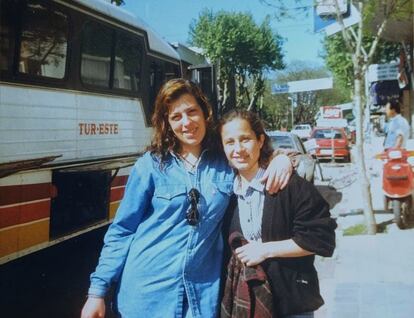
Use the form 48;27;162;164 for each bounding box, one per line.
314;138;414;318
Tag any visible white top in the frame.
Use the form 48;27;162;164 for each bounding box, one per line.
233;168;266;242
384;114;410;149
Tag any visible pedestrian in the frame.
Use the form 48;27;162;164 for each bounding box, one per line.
383;100;410;150
81;79;293;318
219;110;337;318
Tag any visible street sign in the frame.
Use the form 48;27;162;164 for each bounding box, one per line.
314;7;337;32
272;78;333;94
367;63;399;83
289;77;332;93
316;0;348;16
314;4;360;35
271;84;289;94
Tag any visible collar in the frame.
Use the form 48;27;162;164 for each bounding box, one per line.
233;168;265;196
390;114;401;121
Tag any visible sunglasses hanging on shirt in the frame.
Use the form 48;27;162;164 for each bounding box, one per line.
186;188;200;225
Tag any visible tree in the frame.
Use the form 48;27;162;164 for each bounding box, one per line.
323;34;401;91
261;82;291;130
262;62;348;130
328;0;412;234
189;10;284;113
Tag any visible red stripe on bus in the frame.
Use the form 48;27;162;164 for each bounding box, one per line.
111;175;128;187
110;187;125;202
0;200;50;229
0;183;54;206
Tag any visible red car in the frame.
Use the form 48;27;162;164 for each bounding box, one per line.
310;127;351;162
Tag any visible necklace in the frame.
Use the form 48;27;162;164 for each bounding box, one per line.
178;154;200;171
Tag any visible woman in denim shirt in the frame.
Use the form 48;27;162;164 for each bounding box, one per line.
81;79;292;318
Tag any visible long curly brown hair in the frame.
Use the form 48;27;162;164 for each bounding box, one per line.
147;79;218;162
218;110;274;168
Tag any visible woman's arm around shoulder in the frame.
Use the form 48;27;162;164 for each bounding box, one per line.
260;151;294;194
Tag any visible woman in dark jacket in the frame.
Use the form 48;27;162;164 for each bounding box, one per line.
219;110;337;318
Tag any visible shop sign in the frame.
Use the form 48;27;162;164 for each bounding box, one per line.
368;63;399;83
321;106;342;119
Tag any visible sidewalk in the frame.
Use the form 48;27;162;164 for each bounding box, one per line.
314;137;414;318
316;230;414;318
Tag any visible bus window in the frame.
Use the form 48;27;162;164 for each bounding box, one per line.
164;62;180;81
149;59;164;109
113;32;143;92
18;1;68;79
0;0;16;72
81;21;113;88
145;60;180;123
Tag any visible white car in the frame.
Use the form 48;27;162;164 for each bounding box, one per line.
291;124;312;140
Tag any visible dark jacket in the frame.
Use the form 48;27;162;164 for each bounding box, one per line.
226;173;337;316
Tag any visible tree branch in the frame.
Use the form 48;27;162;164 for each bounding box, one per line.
366;18;388;64
349;26;368;58
355;2;364;66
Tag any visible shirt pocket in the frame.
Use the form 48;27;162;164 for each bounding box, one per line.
153;184;187;223
203;180;233;223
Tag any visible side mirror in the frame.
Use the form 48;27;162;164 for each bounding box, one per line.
304;138;318;155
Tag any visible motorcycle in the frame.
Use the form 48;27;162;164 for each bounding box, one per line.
376;148;414;229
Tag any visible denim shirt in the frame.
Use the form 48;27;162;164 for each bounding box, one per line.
89;151;234;317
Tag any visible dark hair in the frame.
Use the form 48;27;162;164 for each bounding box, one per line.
147;78;217;161
218;110;273;168
387;100;401;114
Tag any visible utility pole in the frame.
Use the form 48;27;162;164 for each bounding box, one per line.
288;95;294;129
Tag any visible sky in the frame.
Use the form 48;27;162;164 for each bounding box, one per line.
123;0;326;67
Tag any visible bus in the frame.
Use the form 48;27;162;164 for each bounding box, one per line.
0;0;214;264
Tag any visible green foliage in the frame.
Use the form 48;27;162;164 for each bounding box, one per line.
189;10;284;112
321;0;410;93
343;223;367;236
364;0;413;29
322;34;400;91
260;62;348;130
343;222;387;235
261;81;291;130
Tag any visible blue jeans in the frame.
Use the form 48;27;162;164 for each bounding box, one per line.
284;312;314;318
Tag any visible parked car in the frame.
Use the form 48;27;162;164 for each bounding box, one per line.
310;127;351;162
291;124;312;140
268;131;316;183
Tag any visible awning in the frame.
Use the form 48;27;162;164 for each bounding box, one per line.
0;155;61;179
57;156;138;173
369;80;400;105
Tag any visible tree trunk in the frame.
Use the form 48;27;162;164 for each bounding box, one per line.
354;71;377;234
247;89;258;111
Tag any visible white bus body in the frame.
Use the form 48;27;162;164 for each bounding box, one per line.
0;0;187;264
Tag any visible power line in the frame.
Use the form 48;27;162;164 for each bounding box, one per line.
259;0;312;11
